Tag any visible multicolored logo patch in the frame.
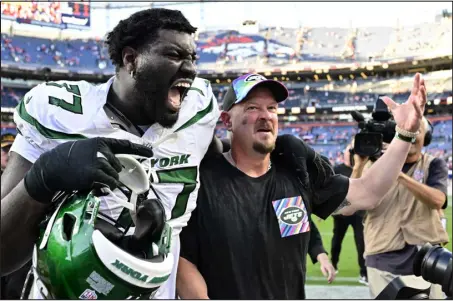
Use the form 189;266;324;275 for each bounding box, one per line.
79;289;98;300
272;196;310;237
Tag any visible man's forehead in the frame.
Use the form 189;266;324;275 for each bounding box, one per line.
156;29;196;49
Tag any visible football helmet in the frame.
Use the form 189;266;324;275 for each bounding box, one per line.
28;154;174;299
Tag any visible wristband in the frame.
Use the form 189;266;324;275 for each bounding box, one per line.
395;132;416;144
395;125;419;138
24;168;55;204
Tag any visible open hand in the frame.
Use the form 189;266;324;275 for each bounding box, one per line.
317;253;336;283
381;73;427;133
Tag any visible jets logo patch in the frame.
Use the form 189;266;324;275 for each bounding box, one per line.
244;74;266;82
272;196;310;237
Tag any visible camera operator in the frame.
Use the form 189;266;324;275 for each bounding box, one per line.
330;139;368;285
362;118;450;299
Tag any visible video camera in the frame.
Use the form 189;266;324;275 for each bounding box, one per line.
376;243;452;300
351;96;396;160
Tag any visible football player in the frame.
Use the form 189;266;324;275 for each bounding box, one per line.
1;8;220;299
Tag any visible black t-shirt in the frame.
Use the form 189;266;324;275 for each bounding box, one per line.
180;148;349;299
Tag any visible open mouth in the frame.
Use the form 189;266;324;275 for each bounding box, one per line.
256;127;273;134
167;78;193;112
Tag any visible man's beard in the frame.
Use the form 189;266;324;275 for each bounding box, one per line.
253;140;275;154
132;66;179;128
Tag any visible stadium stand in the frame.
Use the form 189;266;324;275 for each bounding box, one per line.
1;18;451;71
1;19;451;167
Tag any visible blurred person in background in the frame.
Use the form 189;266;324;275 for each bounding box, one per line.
1;133;15;175
330;139;368;286
361;117;449;299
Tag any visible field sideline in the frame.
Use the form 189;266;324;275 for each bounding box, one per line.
305;196;452;286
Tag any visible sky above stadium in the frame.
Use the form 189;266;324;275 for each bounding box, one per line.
88;1;451;37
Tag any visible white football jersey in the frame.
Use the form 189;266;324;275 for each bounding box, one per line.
12;76;219;235
11;77;219;298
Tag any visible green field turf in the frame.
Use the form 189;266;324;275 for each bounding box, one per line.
306;196;452;286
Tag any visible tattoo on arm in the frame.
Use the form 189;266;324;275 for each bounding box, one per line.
332;199;351;215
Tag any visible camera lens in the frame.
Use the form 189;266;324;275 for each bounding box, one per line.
413;243;453;297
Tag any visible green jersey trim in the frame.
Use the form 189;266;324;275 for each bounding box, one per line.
175;96;214;133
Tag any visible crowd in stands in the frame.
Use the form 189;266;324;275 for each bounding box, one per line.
1;33;110;70
1;17;451;72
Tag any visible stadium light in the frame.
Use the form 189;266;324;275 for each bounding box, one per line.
306;107;316;114
382;63;389;69
277;107;286;115
291;107;301;114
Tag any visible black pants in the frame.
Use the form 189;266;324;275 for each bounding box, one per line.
330;213;367;277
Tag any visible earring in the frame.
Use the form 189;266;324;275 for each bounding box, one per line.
130;70;134;78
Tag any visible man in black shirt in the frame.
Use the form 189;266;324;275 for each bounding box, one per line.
330;140;368;285
176;73;428;299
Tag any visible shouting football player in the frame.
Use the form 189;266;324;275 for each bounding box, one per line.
1;8;220;299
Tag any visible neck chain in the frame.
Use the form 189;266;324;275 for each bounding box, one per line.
225;150;272;172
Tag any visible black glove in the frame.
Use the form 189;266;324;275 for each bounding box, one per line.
122;198;166;258
24;137;154;203
272;134;336;190
272;134;311;190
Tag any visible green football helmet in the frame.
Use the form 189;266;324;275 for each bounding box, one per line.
29;155;174;299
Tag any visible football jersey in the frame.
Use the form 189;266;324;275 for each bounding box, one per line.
10;77;219;298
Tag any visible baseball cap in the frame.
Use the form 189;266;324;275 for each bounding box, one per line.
1;133;15;149
222;73;289;111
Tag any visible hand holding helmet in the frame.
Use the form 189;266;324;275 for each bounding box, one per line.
24;137;154;204
28;154;174;300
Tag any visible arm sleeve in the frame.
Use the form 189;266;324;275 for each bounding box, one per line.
9;84;55;163
426;157;449;209
309;154;350;219
179;207;200;266
308;218;327;264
